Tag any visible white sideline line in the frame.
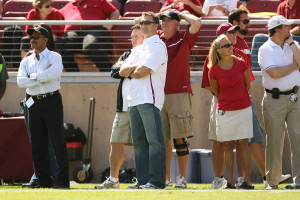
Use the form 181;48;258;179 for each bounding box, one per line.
0;189;299;193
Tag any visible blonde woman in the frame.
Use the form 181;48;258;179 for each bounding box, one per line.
208;34;253;188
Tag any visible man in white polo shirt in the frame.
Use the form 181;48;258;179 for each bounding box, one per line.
258;15;300;190
120;12;168;189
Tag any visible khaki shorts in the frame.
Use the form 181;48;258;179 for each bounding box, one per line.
110;112;132;145
161;92;194;139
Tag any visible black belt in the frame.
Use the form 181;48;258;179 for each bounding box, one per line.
265;86;299;95
26;90;59;100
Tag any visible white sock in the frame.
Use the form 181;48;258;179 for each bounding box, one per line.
109;176;119;182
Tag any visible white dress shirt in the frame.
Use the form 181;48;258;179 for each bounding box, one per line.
127;34;168;110
203;0;237;16
17;48;63;95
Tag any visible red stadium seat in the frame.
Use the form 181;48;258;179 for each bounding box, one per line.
124;0;161;13
108;0;121;12
3;0;32;14
246;0;281;13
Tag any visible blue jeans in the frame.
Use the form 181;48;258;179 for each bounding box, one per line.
23;100;58;184
129;104;166;188
251;34;300;71
249;98;264;144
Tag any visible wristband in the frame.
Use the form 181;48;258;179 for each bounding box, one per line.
170;3;173;8
289;41;295;46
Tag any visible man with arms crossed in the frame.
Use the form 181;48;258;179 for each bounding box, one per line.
120;12;168;189
258;15;300;190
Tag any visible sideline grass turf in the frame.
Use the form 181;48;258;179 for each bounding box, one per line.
0;184;299;200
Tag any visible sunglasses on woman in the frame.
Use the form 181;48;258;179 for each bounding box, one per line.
45;4;52;8
220;43;233;49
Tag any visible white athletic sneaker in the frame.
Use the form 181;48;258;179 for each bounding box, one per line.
236;177;245;188
280;174;291;184
165;179;173;187
264;174;292;188
95;177;119;189
175;176;187;188
211;177;227;189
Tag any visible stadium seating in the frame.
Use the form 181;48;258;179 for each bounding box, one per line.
246;0;280;13
124;0;161;13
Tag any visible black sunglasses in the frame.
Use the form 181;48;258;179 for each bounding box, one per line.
45;4;52;8
240;19;250;24
29;35;46;40
225;30;236;34
140;21;155;25
220;43;233;49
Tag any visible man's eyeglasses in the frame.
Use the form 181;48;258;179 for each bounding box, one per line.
140;21;155;25
220;43;233;49
240;19;250;24
29;35;46;40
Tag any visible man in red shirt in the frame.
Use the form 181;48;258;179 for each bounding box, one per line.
228;8;251;66
160;0;204;17
159;10;201;188
56;0;120;72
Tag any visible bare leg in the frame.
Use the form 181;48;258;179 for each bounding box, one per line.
212;140;224;177
110;143;125;178
224;141;235;185
165;138;172;181
237;139;252;185
236;144;244;178
249;142;265;177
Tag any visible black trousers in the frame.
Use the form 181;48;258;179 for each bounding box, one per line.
28;92;69;187
56;26;113;72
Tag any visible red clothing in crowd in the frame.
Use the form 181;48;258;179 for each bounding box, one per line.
25;8;65;36
234;35;252;67
277;0;300;29
59;0;117;32
159;27;200;94
208;58;251;111
201;47;255;89
162;0;202;17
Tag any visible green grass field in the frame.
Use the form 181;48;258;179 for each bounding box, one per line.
1;183;299;200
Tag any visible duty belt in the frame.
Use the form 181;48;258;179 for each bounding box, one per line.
265;86;299;95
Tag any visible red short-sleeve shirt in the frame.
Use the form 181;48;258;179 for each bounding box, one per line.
59;0;117;32
25;8;65;36
201;47;255;89
208;58;251;111
162;0;202;17
159;27;200;94
277;0;300;29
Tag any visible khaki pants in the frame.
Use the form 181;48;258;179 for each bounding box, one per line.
263;90;300;185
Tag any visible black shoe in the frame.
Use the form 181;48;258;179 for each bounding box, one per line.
225;182;236;189
237;182;254;189
30;184;52;189
53;183;70;189
285;184;300;189
22;182;39;188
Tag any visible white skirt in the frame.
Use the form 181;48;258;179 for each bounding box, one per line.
216;106;253;142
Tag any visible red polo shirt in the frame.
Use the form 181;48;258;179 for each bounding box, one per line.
159;27;200;94
162;0;202;17
234;35;252;69
277;0;300;29
25;8;65;36
59;0;117;32
201;47;255;89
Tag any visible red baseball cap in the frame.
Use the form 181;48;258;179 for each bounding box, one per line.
216;23;240;36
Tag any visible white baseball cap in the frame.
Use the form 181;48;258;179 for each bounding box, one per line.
268;15;294;30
